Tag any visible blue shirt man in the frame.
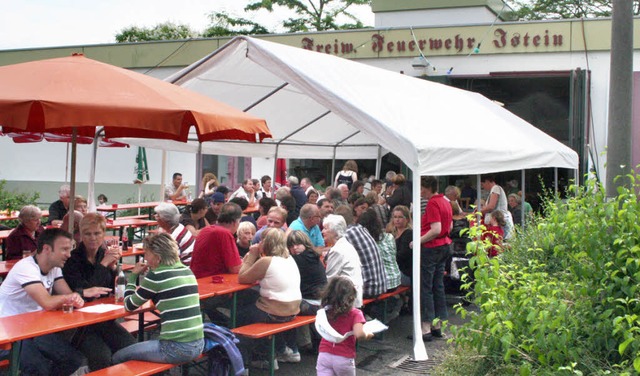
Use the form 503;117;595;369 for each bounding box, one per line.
287;204;325;248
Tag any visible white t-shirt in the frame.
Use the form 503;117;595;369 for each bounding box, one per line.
229;186;250;201
165;184;186;201
490;185;508;212
324;237;364;308
0;256;63;317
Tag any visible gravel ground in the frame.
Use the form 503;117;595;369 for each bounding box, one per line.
169;294;472;376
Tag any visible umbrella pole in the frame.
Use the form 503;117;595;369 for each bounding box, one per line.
375;146;382;179
196;143;203;196
67;129;77;234
521;170;526;230
65;143;70;184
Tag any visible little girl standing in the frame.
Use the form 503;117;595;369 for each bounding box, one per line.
316;276;373;376
482;209;506;257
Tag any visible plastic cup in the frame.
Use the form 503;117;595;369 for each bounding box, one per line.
112;203;118;208
62;303;73;314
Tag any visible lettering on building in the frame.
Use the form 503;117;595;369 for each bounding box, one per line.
301;28;564;56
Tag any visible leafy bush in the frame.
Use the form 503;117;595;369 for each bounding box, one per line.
452;174;640;375
0;180;41;227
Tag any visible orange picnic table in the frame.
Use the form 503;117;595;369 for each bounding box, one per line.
0;297;154;376
97;201;189;220
197;274;255;328
0;210;49;222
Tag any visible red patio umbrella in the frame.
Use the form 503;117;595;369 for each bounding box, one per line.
0;53;271;231
1;131;128;147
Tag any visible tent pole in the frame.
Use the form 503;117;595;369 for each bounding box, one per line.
87;128;103;213
476;175;482;212
274;145;280;187
331;148;337;187
160;151;167;201
411;169;428;360
554;167;558;195
521;170;526;230
376;146;382;179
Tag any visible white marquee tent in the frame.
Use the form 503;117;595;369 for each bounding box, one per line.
117;36;579;360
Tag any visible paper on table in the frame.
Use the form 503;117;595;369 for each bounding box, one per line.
363;319;388;334
76;304;123;313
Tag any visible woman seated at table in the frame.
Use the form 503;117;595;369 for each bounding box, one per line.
286;230;327;315
74;195;89;215
199;172;219;199
386;205;413;287
5;205;44;260
237;228;302;365
62;213;136;372
113;233;204;364
179;198;208;236
306;189;319;206
256;197;277;228
236;221;257;257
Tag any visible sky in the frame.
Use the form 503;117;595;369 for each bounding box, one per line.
0;0;375;50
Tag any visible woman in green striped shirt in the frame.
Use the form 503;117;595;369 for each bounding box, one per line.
112;233;204;364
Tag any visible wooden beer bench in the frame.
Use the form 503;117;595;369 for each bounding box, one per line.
231;315;316;376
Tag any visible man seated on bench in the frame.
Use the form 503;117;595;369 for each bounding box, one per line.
237;229;302;369
191;202;244;324
0;228;105;376
154;203;195;266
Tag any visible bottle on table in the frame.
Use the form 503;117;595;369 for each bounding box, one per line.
122;227;129;251
114;261;126;303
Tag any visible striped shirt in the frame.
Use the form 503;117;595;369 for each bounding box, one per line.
124;262;203;343
345;224;387;298
377;233;401;290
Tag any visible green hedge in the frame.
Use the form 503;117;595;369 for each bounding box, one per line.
453;174;640;375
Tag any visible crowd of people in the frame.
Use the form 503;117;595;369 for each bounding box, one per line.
0;159;530;375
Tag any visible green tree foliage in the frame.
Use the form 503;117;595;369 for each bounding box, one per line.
244;0;369;32
0;180;40;227
202;12;269;37
507;0;640;20
115;22;197;43
452;174;640;374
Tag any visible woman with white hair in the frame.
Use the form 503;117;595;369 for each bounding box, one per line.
322;214;363;308
153;203;194;265
5;205;44;260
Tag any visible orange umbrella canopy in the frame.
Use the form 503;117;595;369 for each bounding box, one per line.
0;54;271;142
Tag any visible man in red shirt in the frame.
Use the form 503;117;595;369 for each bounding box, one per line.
190;203;243;278
190;202;244;325
419;176;452;341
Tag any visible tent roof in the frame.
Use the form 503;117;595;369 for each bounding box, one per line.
120;36;578;175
